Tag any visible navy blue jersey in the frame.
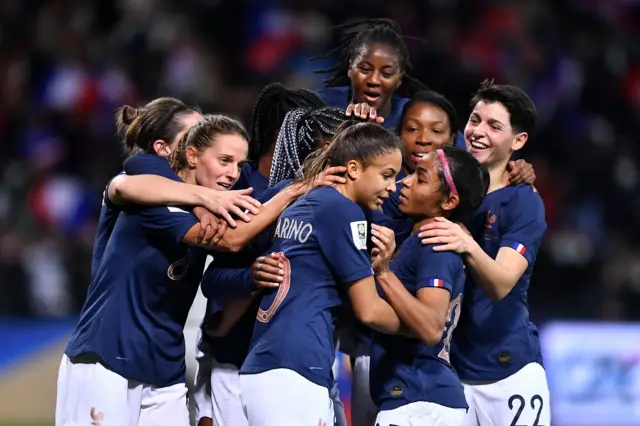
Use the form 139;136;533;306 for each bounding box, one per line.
241;186;374;389
91;154;180;279
199;180;289;366
316;86;408;130
199;159;272;339
451;184;546;381
66;194;207;386
199;213;279;366
370;233;467;411
199;251;261;366
91;173;124;279
261;178;292;201
234;162;269;197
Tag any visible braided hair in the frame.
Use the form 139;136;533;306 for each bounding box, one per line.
310;18;426;97
269;106;347;187
249;83;326;163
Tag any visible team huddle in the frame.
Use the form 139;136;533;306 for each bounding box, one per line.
55;19;550;426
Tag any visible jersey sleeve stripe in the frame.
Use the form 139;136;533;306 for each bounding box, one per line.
511;242;527;255
167;207;190;214
429;278;444;288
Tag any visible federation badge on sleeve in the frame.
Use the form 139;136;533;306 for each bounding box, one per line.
350;221;368;250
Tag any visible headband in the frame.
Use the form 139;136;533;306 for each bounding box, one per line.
435;149;458;197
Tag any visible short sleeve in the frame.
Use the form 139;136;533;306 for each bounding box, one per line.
415;244;462;294
499;186;547;265
315;195;373;284
138;205;199;245
124;153;180;181
103;173;124;210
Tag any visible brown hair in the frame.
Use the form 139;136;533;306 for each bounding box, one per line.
170;114;249;171
114;97;201;156
299;121;402;187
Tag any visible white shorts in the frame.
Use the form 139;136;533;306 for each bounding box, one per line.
351;354;377;426
240;368;332;426
193;329;213;424
211;359;248;426
462;362;551;426
55;354;189;426
376;401;467;426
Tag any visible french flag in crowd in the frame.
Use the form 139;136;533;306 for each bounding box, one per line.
429;278;444;288
512;242;527;255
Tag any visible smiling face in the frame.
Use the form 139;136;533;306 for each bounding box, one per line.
348;148;402;211
464;100;527;167
400;101;454;170
348;42;402;114
188;134;248;191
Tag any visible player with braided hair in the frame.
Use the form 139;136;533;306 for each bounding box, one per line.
192;105;351;426
239;83;326;197
268;106;347;187
311;18;426;130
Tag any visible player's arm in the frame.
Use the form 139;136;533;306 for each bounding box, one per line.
183;166;346;252
200;262;254;300
204;254;283;337
200;249;284;300
108;174;260;226
320;214;406;335
182;185;294;252
419;223;526;300
419;189;546;300
205;296;259;338
347;276;405;335
376;271;450;346
464;244;528;300
116;152;201;206
122;153;262;227
107;173;213;206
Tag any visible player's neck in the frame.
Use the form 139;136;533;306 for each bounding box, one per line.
177;169;196;185
334;183;357;204
487;161;510;194
412;217;437;234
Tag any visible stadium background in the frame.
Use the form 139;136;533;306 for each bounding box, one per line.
0;0;639;425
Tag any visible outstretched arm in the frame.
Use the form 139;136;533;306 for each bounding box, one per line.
108;174;261;226
183;166;347;252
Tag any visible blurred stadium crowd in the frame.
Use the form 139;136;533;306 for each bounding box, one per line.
0;0;638;321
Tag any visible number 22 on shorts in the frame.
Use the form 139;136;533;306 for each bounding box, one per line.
256;255;291;323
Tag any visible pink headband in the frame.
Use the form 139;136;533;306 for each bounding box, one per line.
435;149;459;197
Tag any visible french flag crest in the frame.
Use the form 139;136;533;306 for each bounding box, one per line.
512;242;527;255
430;278;444;288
